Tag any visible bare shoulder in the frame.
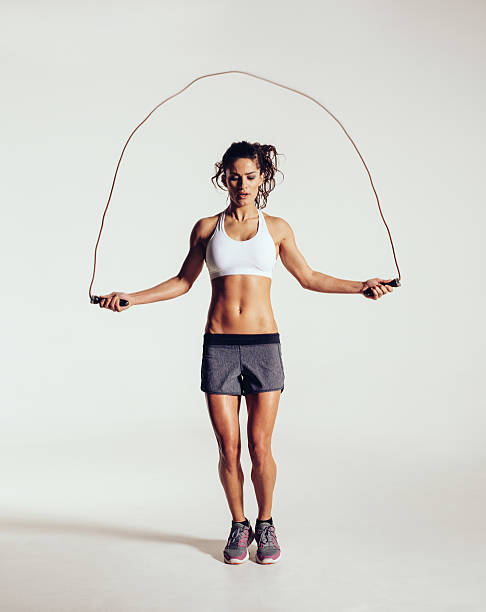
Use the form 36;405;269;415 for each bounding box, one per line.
190;213;220;247
262;211;293;243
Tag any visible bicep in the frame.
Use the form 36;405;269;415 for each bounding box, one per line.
176;219;206;290
278;219;313;288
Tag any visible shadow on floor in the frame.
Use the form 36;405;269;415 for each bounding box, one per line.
0;515;227;563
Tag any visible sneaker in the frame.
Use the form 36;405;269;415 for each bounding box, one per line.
255;520;281;564
223;521;255;564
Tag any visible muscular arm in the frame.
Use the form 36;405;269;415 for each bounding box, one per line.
128;219;206;305
277;217;364;294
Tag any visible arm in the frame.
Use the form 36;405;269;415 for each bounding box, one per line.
128;218;206;306
277;217;364;294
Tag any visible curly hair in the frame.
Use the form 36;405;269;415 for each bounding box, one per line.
211;140;284;209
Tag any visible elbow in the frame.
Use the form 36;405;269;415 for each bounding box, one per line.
300;270;314;290
177;276;192;295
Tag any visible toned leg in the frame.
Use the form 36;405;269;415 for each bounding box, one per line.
246;390;281;521
205;392;246;522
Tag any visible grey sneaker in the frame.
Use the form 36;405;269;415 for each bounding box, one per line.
255;521;281;564
223;522;255;564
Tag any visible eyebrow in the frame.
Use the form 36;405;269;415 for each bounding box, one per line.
228;171;258;175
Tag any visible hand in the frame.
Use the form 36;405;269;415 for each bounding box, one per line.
98;291;131;312
361;278;394;300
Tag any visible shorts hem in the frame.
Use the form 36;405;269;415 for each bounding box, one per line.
246;386;284;394
201;386;284;395
200;388;242;396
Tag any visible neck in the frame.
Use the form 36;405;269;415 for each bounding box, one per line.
226;201;259;222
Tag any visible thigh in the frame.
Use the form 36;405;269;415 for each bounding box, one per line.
246;390;281;447
205;393;243;453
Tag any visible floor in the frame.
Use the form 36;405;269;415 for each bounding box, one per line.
1;439;484;612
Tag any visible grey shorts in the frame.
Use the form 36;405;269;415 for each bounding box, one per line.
201;332;285;396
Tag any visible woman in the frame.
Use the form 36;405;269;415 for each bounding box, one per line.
98;140;393;565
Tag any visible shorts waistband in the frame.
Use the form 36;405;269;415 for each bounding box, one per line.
203;332;280;346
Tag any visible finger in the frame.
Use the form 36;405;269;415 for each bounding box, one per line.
100;293;115;308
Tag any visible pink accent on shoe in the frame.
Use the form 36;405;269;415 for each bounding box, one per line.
270;529;279;548
238;528;249;547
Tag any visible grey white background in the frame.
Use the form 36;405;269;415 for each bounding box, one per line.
1;0;485;610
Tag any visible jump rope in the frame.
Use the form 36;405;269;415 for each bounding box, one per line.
89;69;401;306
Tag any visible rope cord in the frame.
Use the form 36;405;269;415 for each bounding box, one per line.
89;69;400;302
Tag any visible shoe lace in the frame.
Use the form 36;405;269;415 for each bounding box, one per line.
257;525;278;548
228;524;249;548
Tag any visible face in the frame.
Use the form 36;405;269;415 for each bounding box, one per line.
222;157;264;205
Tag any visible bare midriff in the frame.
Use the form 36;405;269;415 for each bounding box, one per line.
204;275;278;334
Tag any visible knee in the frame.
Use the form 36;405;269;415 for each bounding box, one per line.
218;438;241;468
248;438;271;465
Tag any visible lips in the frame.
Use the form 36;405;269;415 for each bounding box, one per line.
238;193;249;196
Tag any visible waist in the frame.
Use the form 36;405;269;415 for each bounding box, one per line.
203;332;280;346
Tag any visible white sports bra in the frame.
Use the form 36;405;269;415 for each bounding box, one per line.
205;208;277;280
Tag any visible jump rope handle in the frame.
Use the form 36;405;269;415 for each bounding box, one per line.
363;278;401;297
90;296;129;307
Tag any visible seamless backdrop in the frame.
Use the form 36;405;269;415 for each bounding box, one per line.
1;1;485;611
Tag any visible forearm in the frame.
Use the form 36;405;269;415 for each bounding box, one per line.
305;270;364;294
128;275;189;305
